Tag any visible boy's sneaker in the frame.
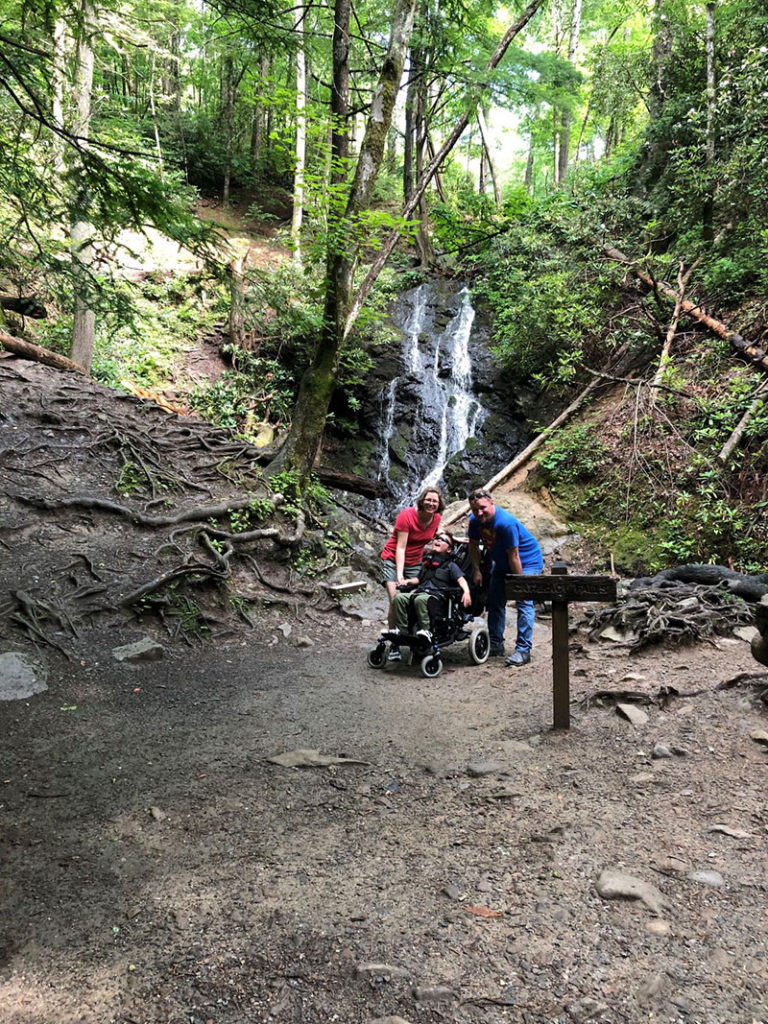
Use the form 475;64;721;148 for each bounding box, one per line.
505;650;531;667
387;645;402;662
416;629;432;643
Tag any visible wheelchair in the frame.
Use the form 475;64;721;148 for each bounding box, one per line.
366;540;490;678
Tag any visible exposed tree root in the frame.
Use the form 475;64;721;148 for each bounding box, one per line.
585;580;756;649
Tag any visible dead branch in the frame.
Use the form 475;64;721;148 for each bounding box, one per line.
717;379;768;464
605;246;768;372
650;257;702;399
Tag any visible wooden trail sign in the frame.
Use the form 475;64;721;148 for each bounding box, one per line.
504;563;618;729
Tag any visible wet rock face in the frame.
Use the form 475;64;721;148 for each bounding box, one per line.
348;279;531;513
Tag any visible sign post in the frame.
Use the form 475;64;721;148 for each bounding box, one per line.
504;563;617;730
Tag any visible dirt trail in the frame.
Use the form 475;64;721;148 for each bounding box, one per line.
1;272;767;1023
1;591;767;1024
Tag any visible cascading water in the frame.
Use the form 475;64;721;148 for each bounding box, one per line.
375;280;486;510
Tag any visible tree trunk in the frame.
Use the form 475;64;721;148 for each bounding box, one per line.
558;0;582;183
149;52;164;175
524;130;535;192
227;257;245;348
637;0;673;187
250;55;270;166
291;8;307;267
69;0;96;373
221;52;235;208
51;18;68;173
703;2;716;241
476;107;501;209
414;61;434;267
268;0;417;484
403;53;417;202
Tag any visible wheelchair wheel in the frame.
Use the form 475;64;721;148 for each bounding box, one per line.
367;644;387;669
420;654;443;678
469;627;490;665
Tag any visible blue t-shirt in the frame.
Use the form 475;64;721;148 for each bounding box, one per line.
468;506;542;572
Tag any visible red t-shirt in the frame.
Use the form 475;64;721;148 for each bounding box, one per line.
381;507;441;567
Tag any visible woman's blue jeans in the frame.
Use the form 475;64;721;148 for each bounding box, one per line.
488;564;543;653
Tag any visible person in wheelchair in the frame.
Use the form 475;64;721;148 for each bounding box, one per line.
390;531;472;654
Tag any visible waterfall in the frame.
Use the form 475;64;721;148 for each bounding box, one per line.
375;378;398;485
375;281;486;508
421;288;483;488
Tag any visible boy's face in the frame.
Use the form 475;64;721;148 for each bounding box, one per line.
432;535;452;554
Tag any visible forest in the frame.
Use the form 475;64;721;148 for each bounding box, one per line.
2;0;768;571
4;4;768;1020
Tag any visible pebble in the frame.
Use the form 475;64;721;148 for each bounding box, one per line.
688;869;724;887
567;997;609;1020
112;637;164;663
636;972;666;1004
652;743;673;759
412;984;457;1002
466;761;502;777
595;868;668;916
0;651;47;700
644;918;671;936
616;702;649;727
355;963;409;980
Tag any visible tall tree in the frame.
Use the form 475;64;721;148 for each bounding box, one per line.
268;0;417;481
69;0;97;371
291;5;308;266
557;0;582;180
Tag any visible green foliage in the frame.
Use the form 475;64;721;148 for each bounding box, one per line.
538;425;610;485
269;468;330;522
229;498;274;533
468;193;629;385
115;460;149;497
532;361;768;574
190;353;294;434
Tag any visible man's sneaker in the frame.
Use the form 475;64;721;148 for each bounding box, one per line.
416;629;432;643
489;645;506;657
387;645;402;662
505;650;531;667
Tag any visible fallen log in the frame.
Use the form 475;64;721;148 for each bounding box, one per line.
0;330;87;374
605;246;768;372
251;448;383;499
0;294;48;318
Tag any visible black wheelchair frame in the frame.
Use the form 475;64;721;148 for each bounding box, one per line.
366;539;490;679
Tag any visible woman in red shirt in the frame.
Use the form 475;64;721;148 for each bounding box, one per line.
380;487;445;630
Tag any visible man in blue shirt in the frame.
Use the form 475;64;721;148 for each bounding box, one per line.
467;489;543;666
